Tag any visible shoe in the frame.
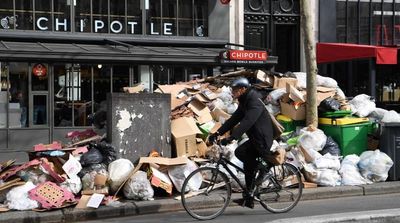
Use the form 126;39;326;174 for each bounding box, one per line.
232;197;254;209
254;169;271;186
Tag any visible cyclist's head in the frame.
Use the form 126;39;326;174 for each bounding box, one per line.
231;77;250;99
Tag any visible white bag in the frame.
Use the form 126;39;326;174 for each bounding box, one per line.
349;94;376;117
314;153;341;170
340;155;371;186
358;150;393;182
123;170;154;200
298;128;327;152
168;159;202;192
6;181;39;210
108;159;135;193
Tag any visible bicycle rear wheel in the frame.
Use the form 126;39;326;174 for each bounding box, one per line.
181;166;232;220
256;163;302;213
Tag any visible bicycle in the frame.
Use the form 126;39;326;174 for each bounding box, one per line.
180;142;303;220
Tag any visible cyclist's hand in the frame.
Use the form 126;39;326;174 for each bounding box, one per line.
208;133;218;144
220;137;233;146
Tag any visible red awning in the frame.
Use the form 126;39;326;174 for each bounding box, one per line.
316;43;398;65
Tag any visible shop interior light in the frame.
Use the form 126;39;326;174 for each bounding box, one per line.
97;64;102;69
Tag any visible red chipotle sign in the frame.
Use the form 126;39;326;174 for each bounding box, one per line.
220;50;269;65
228;50;268;61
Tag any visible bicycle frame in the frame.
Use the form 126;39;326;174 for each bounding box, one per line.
214;156;248;192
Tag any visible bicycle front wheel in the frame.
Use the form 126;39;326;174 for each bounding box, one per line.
257;163;302;213
181;166;232;220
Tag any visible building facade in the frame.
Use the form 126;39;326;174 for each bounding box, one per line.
319;0;400;110
0;0;304;162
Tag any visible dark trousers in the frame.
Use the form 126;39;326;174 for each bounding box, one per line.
235;140;270;192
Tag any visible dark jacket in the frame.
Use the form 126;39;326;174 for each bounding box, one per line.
218;88;274;151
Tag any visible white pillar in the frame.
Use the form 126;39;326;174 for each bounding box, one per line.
139;65;152;92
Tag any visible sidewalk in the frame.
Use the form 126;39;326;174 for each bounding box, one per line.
1;181;399;223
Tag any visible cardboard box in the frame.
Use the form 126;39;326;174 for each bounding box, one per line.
171;117;202;157
150;166;173;194
188;99;213;124
273;77;298;89
280;101;306;121
211;108;231;123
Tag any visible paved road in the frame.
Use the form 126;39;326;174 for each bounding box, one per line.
80;193;400;223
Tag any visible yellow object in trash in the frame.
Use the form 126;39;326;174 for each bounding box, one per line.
318;117;369;125
276;114;292;122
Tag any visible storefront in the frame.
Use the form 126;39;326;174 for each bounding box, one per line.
0;0;280;161
318;0;400;110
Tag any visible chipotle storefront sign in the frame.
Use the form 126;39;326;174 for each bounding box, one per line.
220;50;268;65
228;50;267;61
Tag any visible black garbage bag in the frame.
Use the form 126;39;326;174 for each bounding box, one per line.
318;97;340;113
89;142;117;166
320;136;341;156
80;148;104;166
78;163;107;178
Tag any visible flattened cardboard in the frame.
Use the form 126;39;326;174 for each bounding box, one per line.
156;84;190;110
273;77;298;89
286;83;306;103
201;89;218;101
171;117;202;157
123;84;144;93
75;195;91;209
256;70;274;86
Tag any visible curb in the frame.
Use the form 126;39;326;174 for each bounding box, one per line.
268;208;400;223
1;182;399;223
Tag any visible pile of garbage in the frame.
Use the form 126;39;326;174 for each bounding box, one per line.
0;68;397;212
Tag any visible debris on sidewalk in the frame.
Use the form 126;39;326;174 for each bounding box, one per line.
0;68;398;213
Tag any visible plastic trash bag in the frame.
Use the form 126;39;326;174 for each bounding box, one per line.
108;159;134;193
265;104;280;116
369;108;389;121
298;128;327;151
318;97;340;112
80;148;104;166
381;110;400;123
314;153;341;170
89;142;117;166
339;155;371;186
358;150;394;182
320;136;341;156
267;88;286;105
60;175;82;194
303;163;341;186
6;181;39;210
123;170;154;200
349;94;376;117
293;72;338;89
168;159;201;192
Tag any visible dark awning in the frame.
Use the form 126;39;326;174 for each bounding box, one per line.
0;40;223;65
317;42;398;65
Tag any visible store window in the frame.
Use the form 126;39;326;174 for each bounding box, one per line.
112;65;130;92
8;62;29;128
0;0;207;37
75;0;91;32
336;0;400;45
178;0;193;36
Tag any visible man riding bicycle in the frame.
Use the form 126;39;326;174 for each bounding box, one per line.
208;77;275;209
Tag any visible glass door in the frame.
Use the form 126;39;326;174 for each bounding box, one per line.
29;63;49;127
